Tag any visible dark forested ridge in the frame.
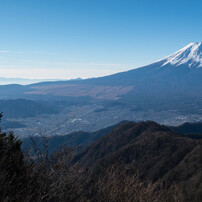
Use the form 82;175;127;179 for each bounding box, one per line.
171;122;202;139
1;120;26;129
71;121;202;201
0;99;60;119
1;117;202;201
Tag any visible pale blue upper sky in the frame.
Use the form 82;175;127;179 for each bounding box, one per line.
0;0;201;79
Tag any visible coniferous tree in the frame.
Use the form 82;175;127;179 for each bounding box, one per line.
0;113;27;200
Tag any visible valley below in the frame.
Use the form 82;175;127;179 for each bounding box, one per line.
4;103;202;138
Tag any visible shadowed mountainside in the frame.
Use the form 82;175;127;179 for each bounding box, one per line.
1;119;202;201
0;98;60;119
72;121;202;200
171;122;202;137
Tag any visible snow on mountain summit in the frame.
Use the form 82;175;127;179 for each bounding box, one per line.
161;42;202;68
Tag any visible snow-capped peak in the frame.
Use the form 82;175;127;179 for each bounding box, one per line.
161;42;202;68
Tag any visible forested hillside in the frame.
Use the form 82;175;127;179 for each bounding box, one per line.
1;117;202;201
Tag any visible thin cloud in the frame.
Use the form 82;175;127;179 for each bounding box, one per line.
46;62;128;67
0;67;125;80
0;51;9;53
20;59;33;62
87;63;127;67
31;51;46;54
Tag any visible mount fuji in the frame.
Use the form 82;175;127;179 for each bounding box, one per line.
83;42;202;86
161;42;202;68
0;42;202;126
1;43;202;109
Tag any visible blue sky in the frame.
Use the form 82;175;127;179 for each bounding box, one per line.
0;0;201;79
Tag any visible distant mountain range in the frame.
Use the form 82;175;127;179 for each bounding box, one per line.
0;77;58;85
0;77;82;85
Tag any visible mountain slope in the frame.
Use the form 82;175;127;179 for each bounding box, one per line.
161;42;202;68
26;42;202;101
1;42;202;100
0;43;202;121
72;121;202;200
171;122;202;139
